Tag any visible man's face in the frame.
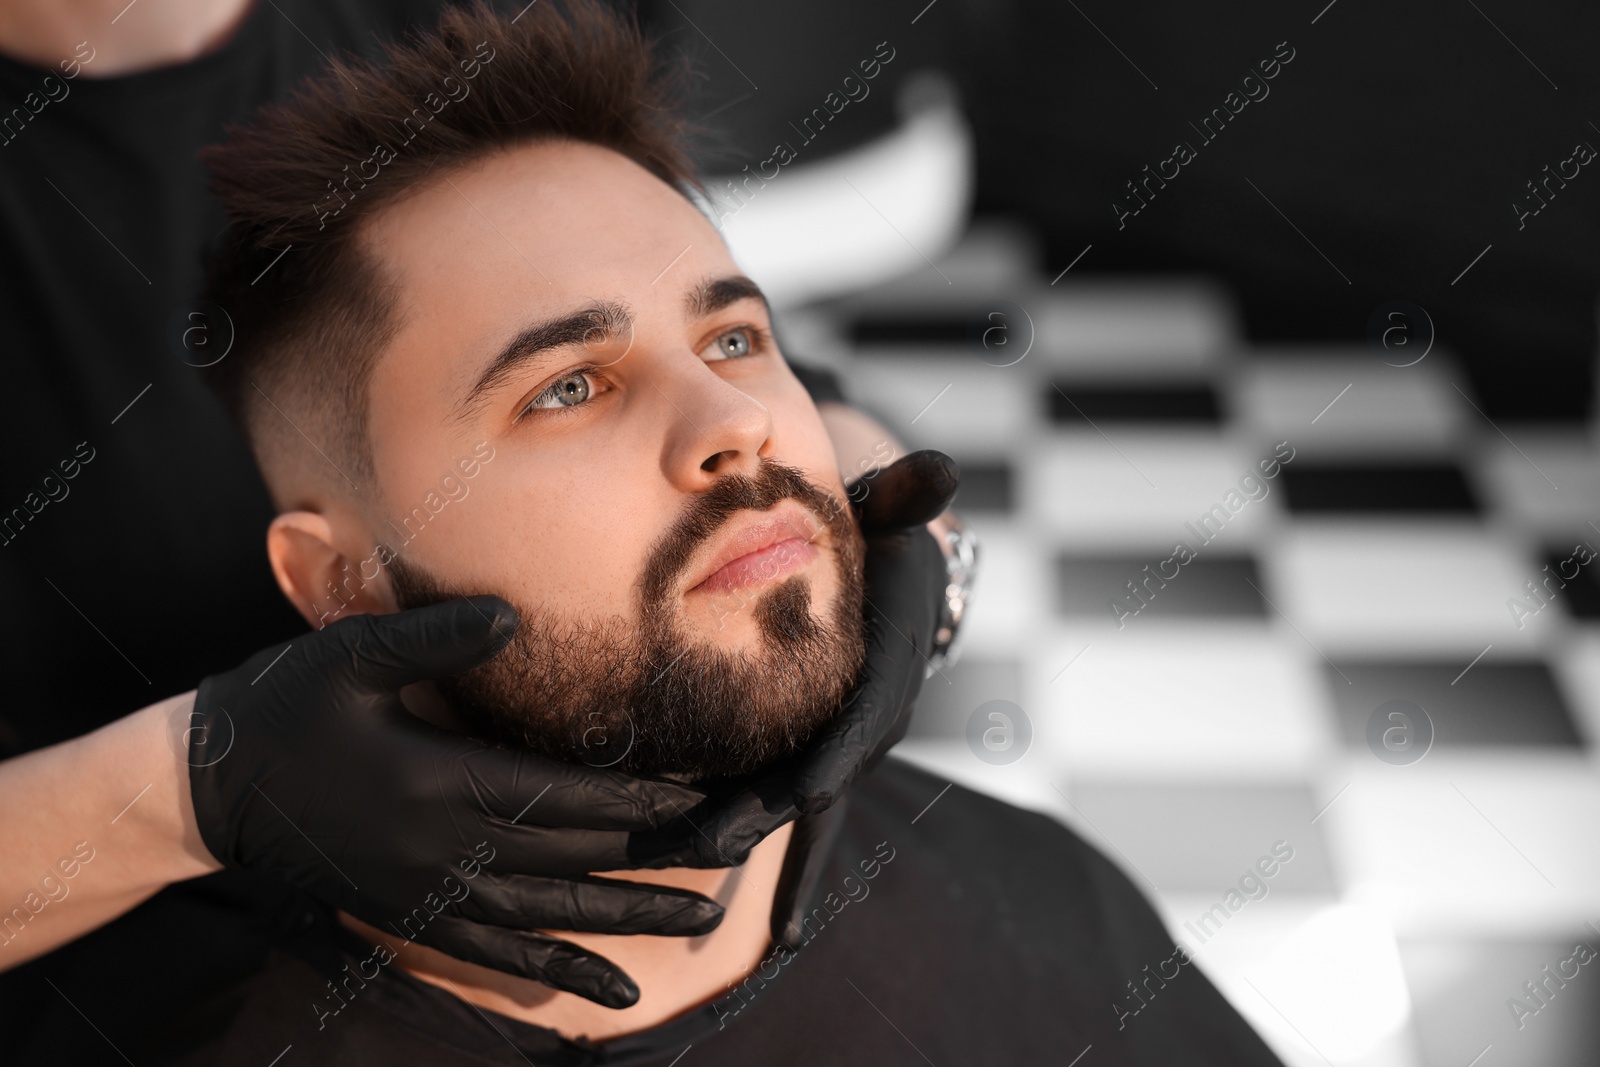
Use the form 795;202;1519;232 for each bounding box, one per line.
341;140;865;778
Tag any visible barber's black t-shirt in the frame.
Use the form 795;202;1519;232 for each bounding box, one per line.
163;759;1281;1067
0;3;843;1057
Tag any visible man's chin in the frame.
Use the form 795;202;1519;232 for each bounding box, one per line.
436;603;864;782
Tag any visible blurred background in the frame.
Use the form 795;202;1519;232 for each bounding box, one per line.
637;1;1600;1064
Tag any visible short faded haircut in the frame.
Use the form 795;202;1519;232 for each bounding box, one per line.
197;0;702;498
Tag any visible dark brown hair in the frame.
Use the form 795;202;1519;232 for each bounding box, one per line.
197;0;702;491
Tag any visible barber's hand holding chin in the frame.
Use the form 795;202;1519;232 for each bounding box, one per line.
657;449;963;866
186;595;724;1010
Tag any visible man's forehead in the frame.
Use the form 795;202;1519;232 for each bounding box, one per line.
362;139;722;290
359;141;741;396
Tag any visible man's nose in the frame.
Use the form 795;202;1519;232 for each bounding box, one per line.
657;360;774;490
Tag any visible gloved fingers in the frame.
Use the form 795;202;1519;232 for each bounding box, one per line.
477;821;642;877
847;449;959;534
792;529;945;813
417;914;639;1009
620;821;742;871
462;872;724;936
863;690;918;772
462;750;710;831
595;770;754;868
857;526;948;671
698;790;798;866
632;768;799;869
791;639;916;815
333;596;519;693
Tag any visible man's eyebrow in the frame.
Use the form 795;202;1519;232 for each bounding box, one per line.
456;300;631;418
685;275;770;319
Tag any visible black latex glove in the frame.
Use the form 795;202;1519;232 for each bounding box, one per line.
651;449;960;866
187;597;722;1009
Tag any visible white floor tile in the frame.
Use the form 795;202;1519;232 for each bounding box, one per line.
1032;630;1336;777
1320;759;1600;937
1025;433;1288;549
847;355;1043;457
1265;522;1559;653
1231;352;1465;456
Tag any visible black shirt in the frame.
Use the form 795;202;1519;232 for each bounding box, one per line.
0;0;460;755
164;759;1283;1067
0;3;842;1057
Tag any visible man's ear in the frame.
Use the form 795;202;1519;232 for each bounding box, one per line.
267;512;396;630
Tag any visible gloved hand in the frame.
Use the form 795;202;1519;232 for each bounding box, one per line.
656;449;960;866
187;596;722;1010
797;449;960;806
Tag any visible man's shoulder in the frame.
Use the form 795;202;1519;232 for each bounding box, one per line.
850;755;1101;869
754;758;1286;1066
852;755;1045;819
834;755;1152;946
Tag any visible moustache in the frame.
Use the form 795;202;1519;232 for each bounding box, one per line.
637;460;855;609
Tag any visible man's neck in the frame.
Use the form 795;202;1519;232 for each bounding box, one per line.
340;821;795;1042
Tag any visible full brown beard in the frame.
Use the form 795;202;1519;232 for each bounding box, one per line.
389;460;867;781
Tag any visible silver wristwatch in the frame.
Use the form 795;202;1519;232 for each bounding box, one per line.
927;512;978;676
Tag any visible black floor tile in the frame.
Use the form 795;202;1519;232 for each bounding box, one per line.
849;313;983;346
1055;554;1266;621
1046;382;1222;424
1323;659;1585;749
1279;463;1479;514
1540;544;1600;619
950;461;1013;512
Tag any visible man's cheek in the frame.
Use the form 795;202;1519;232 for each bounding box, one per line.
768;374;846;481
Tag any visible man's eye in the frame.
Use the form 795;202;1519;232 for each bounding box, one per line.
703;326;768;362
527;371;594;411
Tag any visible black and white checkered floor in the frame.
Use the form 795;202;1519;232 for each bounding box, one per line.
781;223;1600;1067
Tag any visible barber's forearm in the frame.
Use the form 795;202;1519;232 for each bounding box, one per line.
0;0;250;78
0;692;221;969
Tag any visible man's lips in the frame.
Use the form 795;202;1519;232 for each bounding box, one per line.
685;501;823;596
